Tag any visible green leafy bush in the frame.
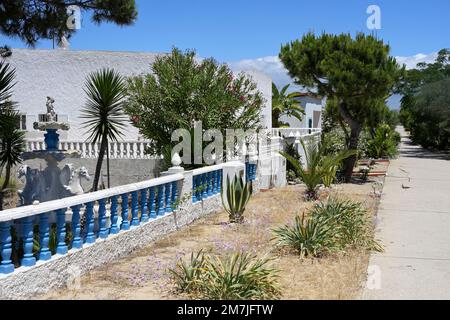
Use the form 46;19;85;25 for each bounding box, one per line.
170;251;281;300
222;175;252;224
366;124;400;159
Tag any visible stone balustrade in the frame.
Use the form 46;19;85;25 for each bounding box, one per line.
25;140;156;160
0;173;184;275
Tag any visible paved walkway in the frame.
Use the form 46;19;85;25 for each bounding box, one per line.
363;127;450;299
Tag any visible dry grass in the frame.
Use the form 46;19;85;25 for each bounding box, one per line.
41;176;384;301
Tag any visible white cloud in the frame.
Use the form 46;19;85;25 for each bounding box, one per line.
395;52;438;70
228;56;294;89
228;52;438;88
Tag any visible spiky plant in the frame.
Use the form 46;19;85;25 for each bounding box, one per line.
221;175;252;224
81;68;128;191
169;251;281;300
169;250;206;293
273;214;334;258
281;139;323;200
0;62;25;211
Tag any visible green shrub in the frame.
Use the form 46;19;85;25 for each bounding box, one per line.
222;175;252;224
366;124;400;159
170;251;281;300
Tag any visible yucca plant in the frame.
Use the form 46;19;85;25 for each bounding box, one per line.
273;214;334;258
221;175;252;224
169;250;206;293
80;68;128;191
311;198;382;252
169;251;281;300
202;253;280;300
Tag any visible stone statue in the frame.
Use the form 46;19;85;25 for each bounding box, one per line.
17;165;47;206
46;96;57;122
59;164;90;196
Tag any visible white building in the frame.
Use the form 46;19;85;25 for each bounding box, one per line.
5;49;273;141
279;93;324;129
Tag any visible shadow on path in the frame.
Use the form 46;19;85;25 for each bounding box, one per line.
399;133;450;161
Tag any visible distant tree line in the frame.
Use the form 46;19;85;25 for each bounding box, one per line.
398;49;450;150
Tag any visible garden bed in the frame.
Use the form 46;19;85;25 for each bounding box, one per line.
40;178;384;300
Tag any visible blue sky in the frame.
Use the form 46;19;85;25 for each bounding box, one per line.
1;0;448;108
2;0;448;61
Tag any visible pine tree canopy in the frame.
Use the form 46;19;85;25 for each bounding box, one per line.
0;0;137;46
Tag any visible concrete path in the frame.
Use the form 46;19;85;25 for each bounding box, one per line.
363;127;450;300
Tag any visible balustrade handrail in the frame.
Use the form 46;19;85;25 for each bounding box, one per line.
192;163;226;176
0;173;183;222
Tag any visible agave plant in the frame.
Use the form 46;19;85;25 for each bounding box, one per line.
221;175;252;224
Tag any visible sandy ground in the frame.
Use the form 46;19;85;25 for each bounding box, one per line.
41;172;386;300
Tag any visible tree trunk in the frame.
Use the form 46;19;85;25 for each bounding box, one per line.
0;165;11;211
343;125;362;183
92;135;108;192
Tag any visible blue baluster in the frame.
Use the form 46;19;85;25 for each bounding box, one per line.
207;172;213;197
202;174;208;200
56;209;68;255
21;216;36;267
214;171;220;194
218;170;223;193
149;187;157;219
121;194;130;231
157;185;165;216
98;198;109;239
141;189;149;223
192;175;198;203
131;191;140;227
39;212;52;261
171;181;178;210
109;196;120;235
165;183;172;213
195;175;201;203
216;170;220;194
71;205;83;249
85;202;96;244
0;221;14;274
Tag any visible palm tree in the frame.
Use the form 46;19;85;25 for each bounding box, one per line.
80;69;128;192
272;83;305;128
0;61;25;210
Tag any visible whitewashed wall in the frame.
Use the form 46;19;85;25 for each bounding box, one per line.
279;96;324;129
5;49;272;141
